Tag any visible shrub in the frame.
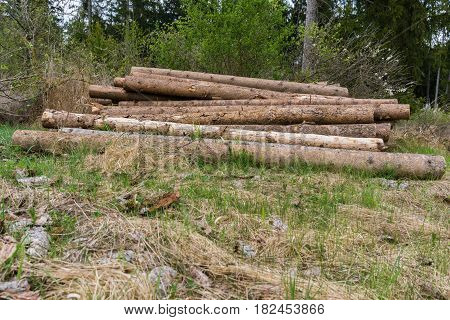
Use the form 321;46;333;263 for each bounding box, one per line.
150;0;293;78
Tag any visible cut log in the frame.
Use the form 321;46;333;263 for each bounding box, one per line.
89;85;180;102
217;123;392;142
40;110;385;151
113;77;125;87
375;104;410;121
45;109;391;140
115;73;194;87
123;76;296;100
118;97;398;107
114;105;375;125
44;109;391;140
99;103;408;121
131;67;349;97
89;98;112;106
12;129;446;179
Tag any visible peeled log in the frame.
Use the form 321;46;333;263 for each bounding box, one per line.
40;110;385;151
89;98;112;106
123;76;296;100
89;85;181;102
44;109;392;140
131;67;349;97
118;97;398;107
12;129;446;179
218;123;392;142
45;109;390;140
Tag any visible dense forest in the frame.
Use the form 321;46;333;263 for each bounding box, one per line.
0;0;448;118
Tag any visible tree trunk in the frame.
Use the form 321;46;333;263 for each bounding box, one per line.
12;129;446;179
130;67;348;97
96;103;408;121
41;110;385;151
445;72;449;96
426;62;431;106
434;66;440;108
117;97;398;107
89;85;182;102
87;0;92;28
302;0;318;72
123;76;299;100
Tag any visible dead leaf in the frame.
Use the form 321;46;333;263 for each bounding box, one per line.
146;191;180;213
0;237;17;265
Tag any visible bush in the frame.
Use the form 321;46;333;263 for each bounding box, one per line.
150;0;293;78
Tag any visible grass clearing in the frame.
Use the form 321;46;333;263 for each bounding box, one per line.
0;115;448;300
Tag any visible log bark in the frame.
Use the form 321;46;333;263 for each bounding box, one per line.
118;97;398;107
113;105;375;125
89;85;181;102
131;67;349;97
12;129;446;179
101;103;408;121
41;110;385;151
123;76;297;100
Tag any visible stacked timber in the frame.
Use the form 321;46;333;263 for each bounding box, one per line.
12;67;446;179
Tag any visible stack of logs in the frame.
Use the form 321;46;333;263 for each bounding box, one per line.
12;67;446;179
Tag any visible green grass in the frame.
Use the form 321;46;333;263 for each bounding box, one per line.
47;210;77;258
0;121;448;300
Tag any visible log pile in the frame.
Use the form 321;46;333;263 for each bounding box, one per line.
12;67;446;179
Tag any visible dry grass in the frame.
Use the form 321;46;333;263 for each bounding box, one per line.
0;118;449;300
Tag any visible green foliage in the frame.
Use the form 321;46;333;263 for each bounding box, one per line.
151;0;293;78
0;0;63;97
66;21;149;77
